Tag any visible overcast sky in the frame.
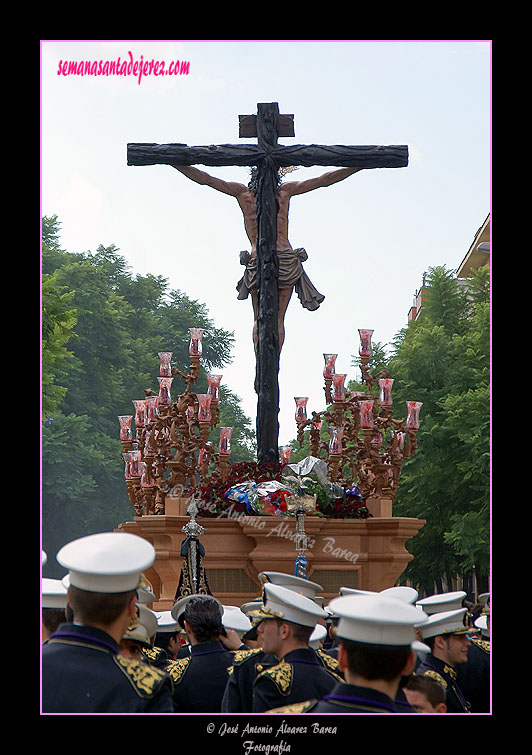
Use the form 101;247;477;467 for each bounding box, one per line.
41;40;491;447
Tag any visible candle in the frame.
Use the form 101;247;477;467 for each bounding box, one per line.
406;401;423;430
158;352;173;377
332;373;347;402
323;354;337;379
132;399;147;428
359;400;375;429
379;378;394;407
118;415;133;441
157;377;173;406
294;397;308;422
197;394;212;423
189;327;204;356
219;427;232;455
328;426;344;455
146;395;159;422
207;374;222;402
358;329;374;357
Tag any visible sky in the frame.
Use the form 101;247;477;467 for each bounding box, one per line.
41;40;491;448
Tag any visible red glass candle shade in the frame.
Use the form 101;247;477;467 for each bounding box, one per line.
157;377;173;406
140;462;156;489
328;426;344;455
219;427;232;455
189;328;204;356
280;445;292;465
406;401;423;430
294;397;308;422
123;452;132;479
118;415;133;441
323;353;337;378
128;450;142;477
207;374;222;402
332;373;347;402
359;400;375;429
158;352;173;377
197;394;212;423
185;405;195;423
379;378;394;407
358;329;374;357
132;399;147;428
146;395;159;422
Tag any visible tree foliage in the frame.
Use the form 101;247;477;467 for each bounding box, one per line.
41;216;255;576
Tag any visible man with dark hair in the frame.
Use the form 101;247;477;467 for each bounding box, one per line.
171;164;362;353
251;583;340;713
165;594;234;712
268;594;429;714
42;532;174;713
404;674;447;713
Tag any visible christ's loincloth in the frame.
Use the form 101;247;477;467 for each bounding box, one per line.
236;248;325;311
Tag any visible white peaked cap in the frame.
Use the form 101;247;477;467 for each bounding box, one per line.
416;608;470;639
136;581;156;605
309;623;327;649
42;578;68;609
339;587;375;597
42;550;48;567
123;604;158;646
222;605;252;634
416;591;466;615
380;586;419;604
329;594;429;647
56;532;155;593
262;583;328;628
259;572;323;600
171;593;222;623
155;610;180;632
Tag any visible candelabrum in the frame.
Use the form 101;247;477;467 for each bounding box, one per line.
294;330;422;504
119;329;233;516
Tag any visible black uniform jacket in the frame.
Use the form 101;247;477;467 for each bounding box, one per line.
455;637;490;712
165;639;234;713
42;623;174;713
416;652;471;713
252;647;341;713
268;681;399;713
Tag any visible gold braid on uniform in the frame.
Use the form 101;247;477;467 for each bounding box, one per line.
420;669;448;689
267;699;316;714
257;661;293;696
165;656;191;685
142;646;165;664
114;656;170;697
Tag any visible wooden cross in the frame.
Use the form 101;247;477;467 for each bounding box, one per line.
127;102;408;465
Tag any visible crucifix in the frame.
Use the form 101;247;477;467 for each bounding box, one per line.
127;102;408;465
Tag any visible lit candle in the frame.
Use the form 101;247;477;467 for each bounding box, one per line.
189;327;204;356
207;374;222;402
332;373;347;402
294;397;308;422
359;400;375;429
157;377;173;405
219;427;232;455
118;415;133;441
406;401;423;430
158;352;173;377
197;394;212;423
328;426;344;455
323;354;337;378
132;399;147;428
358;329;374;357
379;378;394;407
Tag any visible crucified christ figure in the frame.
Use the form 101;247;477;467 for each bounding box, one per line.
170;164;363;353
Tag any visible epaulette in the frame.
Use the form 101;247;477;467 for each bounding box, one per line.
232;648;263;666
257;661;293;695
420;669;448;690
165;656;191;685
267;699;317;714
471;637;490;654
142;646;166;664
316;648;343;678
114;655;172;698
